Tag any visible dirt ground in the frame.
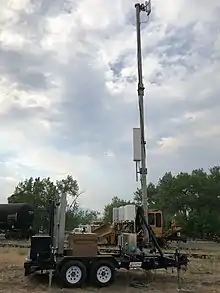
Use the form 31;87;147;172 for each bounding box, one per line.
0;247;220;293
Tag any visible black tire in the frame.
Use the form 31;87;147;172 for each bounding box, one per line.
59;260;87;288
90;260;115;287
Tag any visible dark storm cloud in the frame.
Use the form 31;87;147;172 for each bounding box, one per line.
0;47;51;91
0;7;217;166
146;92;220;146
0;104;47;123
49;56;138;157
157;24;196;57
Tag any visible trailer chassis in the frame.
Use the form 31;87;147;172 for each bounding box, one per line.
24;250;187;288
24;203;188;288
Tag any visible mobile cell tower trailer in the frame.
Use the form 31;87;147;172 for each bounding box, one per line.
24;1;188;287
24;193;188;288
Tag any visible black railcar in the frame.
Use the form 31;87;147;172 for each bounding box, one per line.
0;203;34;239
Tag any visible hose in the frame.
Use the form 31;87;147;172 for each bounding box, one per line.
130;279;149;289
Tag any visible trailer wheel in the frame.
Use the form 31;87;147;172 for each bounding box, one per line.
90;260;115;287
59;260;87;288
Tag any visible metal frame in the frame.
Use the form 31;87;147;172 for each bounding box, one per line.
134;1;151;241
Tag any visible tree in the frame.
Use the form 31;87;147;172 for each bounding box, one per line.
66;206;100;231
133;183;158;207
104;166;220;239
7;175;93;232
150;167;220;238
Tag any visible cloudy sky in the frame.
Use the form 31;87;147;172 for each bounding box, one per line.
0;0;220;211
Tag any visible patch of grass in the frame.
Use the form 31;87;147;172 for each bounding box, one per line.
2;247;10;254
16;247;28;255
0;247;28;267
0;246;28;255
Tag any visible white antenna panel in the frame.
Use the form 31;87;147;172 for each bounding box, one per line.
133;128;141;161
124;204;136;222
112;207;119;222
119;206;125;221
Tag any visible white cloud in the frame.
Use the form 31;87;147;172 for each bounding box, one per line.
157;137;180;151
0;0;220;211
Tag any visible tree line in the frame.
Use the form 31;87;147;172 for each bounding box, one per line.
7;166;220;239
8;175;99;232
103;166;220;239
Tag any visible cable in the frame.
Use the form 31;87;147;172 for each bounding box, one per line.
130;279;149;289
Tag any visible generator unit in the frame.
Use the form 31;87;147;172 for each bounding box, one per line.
117;233;137;253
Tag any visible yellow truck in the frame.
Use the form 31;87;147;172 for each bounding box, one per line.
92;209;184;248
